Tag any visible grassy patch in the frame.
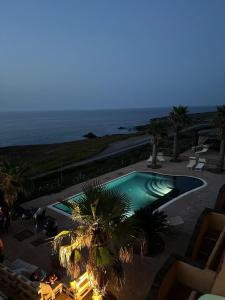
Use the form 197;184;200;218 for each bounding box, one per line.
0;134;140;175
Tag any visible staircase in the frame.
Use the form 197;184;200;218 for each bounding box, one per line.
145;179;174;199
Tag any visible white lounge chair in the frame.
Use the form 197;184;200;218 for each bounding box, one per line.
157;152;166;162
147;152;165;165
186;157;197;169
195;145;209;155
147;155;152;164
195;158;206;171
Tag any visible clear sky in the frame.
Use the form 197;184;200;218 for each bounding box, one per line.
0;0;225;111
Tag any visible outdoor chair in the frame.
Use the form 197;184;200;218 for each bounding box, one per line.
33;208;46;220
147;152;165;165
149;255;215;300
157;152;166;162
186;209;225;270
186;157;197;169
147;155;153;164
3;258;39;278
194;145;209;155
43;217;58;237
149;250;225;300
33;207;46;229
214;183;225;212
13;206;26;218
195;158;206;171
21;208;37;223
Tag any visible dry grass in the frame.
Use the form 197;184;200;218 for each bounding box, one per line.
0;134;137;175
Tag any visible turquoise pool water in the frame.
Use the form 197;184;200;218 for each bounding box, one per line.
52;171;205;215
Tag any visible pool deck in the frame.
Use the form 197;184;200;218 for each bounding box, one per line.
2;158;225;300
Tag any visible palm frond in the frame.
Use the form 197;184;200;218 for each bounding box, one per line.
53;180;141;295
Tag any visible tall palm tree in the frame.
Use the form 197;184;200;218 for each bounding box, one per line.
169;106;190;161
53;182;139;299
148;120;167;168
214;105;225;172
0;160;31;209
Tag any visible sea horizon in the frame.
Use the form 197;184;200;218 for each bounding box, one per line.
0;104;217;113
0;106;216;147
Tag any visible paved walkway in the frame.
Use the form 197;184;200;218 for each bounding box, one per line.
3;158;225;300
33;134;149;178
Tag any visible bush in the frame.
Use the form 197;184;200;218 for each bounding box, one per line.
134;207;168;256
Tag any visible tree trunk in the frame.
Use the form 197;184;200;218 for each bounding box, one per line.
218;138;225;172
5;193;17;210
152;139;158;168
172;130;178;160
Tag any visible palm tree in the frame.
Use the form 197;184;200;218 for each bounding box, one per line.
53;182;139;299
0;160;31;209
214;105;225;172
134;207;168;255
169;106;190;161
148;120;167;168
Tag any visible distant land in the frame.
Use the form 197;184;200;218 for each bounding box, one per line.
0;106;216;147
0;110;216;176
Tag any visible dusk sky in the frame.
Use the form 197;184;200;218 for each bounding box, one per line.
1;0;225;111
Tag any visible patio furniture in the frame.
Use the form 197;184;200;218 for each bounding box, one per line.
0;262;63;300
33;207;46;222
195;158;206;171
186;209;225;270
0;262;61;300
150;248;225;300
147;152;165;165
214;183;225;212
43;217;58;237
186;157;197;169
62;272;92;300
149;255;215;300
33;207;46;230
198;295;225;300
21;208;37;223
149;206;225;300
194;144;209;155
157;152;166;162
147;155;153;164
13;205;26;218
3;258;39;277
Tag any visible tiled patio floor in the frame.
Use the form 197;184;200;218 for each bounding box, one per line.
1;157;225;300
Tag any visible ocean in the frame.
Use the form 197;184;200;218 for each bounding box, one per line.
0;106;215;147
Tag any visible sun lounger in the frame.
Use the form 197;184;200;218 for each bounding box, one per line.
147;155;152;164
186;157;197;169
147;152;165;165
195;158;206;171
157;152;166;162
195;145;209;155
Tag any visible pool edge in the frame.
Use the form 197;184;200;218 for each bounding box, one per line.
48;170;207;216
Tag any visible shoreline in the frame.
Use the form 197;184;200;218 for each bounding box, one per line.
0;110;215;150
0;111;215;177
0;110;217;201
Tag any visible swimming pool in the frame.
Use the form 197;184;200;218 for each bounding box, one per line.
50;171;206;216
